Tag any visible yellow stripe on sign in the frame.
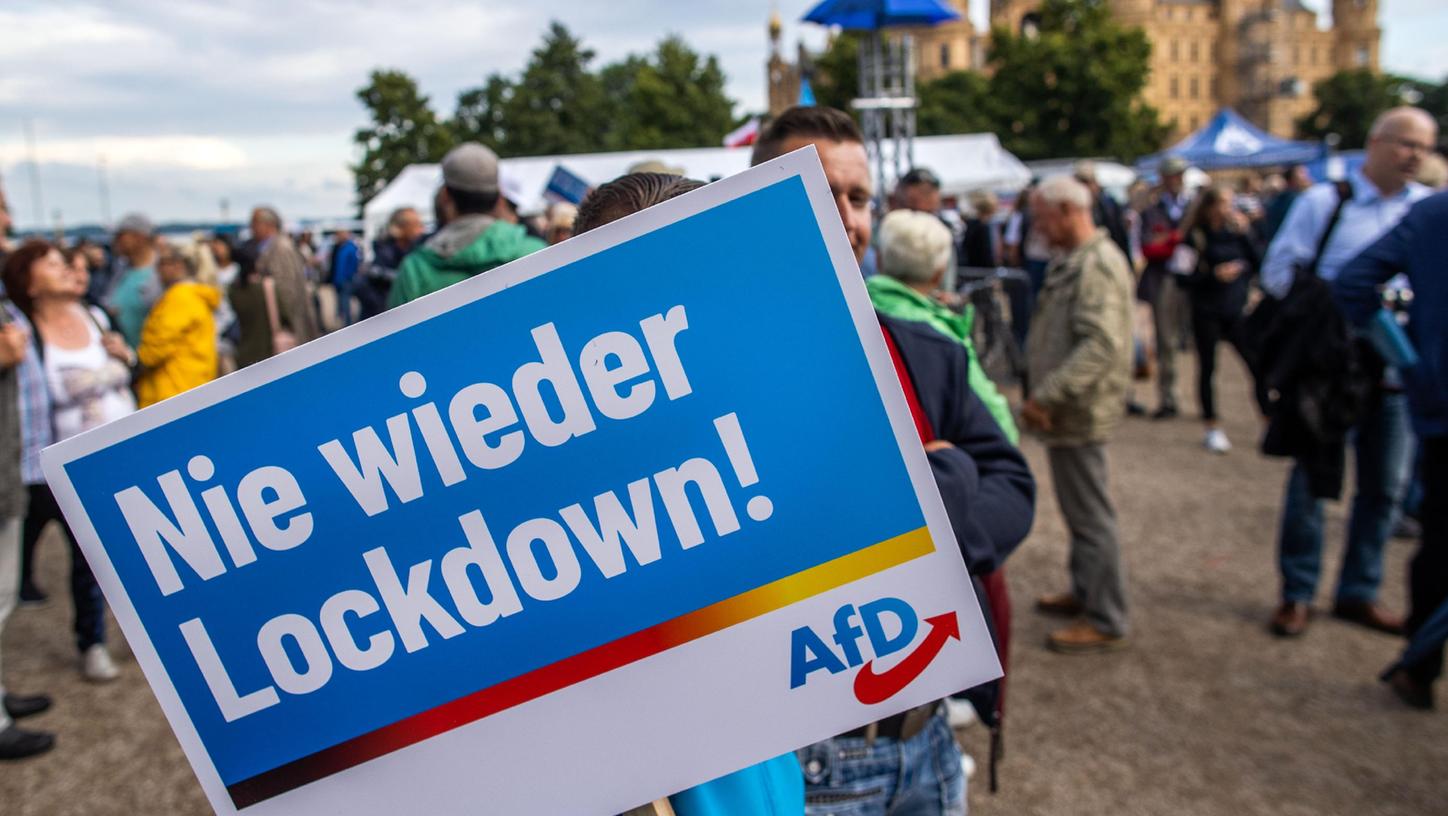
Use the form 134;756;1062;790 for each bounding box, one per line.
656;525;936;644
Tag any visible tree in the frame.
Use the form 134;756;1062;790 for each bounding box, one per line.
811;32;861;114
493;22;609;157
352;69;455;207
984;0;1168;160
451;74;514;153
598;37;736;150
917;70;994;137
1297;69;1446;149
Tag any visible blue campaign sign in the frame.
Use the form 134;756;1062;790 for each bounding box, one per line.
44;148;999;816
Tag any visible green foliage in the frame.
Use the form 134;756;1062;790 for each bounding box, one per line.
983;0;1168;160
811;32;861;113
806;0;1168;160
597;36;736;151
1296;69;1447;149
354;23;739;204
352;69;455;208
451;75;513;154
917;70;994;137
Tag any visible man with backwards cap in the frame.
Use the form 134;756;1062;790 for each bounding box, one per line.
389;143;546;307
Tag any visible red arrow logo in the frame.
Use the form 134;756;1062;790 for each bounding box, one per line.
851;612;961;705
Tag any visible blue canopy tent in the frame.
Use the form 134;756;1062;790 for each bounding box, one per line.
1136;108;1325;173
802;0;961;197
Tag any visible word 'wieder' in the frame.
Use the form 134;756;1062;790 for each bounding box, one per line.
116;306;692;597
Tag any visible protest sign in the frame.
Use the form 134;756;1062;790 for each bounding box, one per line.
42;146;1002;815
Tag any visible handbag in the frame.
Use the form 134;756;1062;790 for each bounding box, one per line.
262;275;298;355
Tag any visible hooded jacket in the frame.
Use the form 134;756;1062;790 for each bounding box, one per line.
387;215;546;307
865;274;1020;444
136;280;220;408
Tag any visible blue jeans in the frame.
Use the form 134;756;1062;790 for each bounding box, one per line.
1278;391;1414;604
798;712;965;816
337;278;355;326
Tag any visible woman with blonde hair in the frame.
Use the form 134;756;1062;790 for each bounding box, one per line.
134;247;220;407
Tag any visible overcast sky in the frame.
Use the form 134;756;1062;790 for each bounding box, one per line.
1;0;1443;229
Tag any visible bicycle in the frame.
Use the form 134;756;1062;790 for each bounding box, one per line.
953;265;1032;387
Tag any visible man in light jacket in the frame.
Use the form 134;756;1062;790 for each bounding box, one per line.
1022;175;1136;654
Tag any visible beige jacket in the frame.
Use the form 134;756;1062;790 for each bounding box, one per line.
257;235;320;345
1025;229;1135;447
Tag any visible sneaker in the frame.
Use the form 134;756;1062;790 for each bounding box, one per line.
81;645;119;683
0;724;55;760
1203;429;1232;454
1151;405;1179;420
945;697;979;729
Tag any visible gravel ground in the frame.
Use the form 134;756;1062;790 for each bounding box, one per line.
2;356;1443;815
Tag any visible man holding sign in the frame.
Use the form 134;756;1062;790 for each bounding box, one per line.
43;112;1021;815
751;106;1035;815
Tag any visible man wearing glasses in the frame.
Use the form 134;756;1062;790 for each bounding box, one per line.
1261;106;1438;639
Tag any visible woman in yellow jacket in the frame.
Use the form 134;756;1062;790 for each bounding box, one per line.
136;248;221;408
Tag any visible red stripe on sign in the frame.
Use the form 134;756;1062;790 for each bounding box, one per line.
224;526;934;809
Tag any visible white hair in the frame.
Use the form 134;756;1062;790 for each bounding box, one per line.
1034;174;1093;210
879;209;954;286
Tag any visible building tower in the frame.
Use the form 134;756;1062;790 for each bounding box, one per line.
1332;0;1380;72
766;8;803;116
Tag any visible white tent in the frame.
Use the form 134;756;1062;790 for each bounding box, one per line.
362;134;1031;246
1023;159;1139;197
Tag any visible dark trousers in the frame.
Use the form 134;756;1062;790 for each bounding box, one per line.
1191;309;1247;422
1405;436;1448;684
354;276;391;321
1006;260;1047;350
21;483;106;652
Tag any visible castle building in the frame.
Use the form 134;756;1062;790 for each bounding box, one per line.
767;0;1380;141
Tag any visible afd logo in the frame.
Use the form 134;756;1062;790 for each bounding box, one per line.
789;597;960;704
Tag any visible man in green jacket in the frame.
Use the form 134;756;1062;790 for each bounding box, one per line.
866;209;1019;444
1021;175;1135;656
388;143;546;308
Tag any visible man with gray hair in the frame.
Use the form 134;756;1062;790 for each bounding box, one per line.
1260;105;1438;638
1022;174;1135;654
358;207;426;320
243;206;319;366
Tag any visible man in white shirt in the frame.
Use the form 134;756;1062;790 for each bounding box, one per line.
1264;106;1437;638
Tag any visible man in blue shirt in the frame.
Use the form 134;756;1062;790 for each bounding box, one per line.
1261;106;1437;638
328;230;360;327
1335;191;1448;708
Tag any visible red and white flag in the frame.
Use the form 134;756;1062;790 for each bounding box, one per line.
723;118;761;148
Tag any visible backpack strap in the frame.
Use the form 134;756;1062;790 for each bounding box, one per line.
1304;179;1354;279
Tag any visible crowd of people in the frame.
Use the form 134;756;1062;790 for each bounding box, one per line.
0;100;1444;816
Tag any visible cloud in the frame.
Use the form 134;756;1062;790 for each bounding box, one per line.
0;135;247;170
0;0;1439;229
